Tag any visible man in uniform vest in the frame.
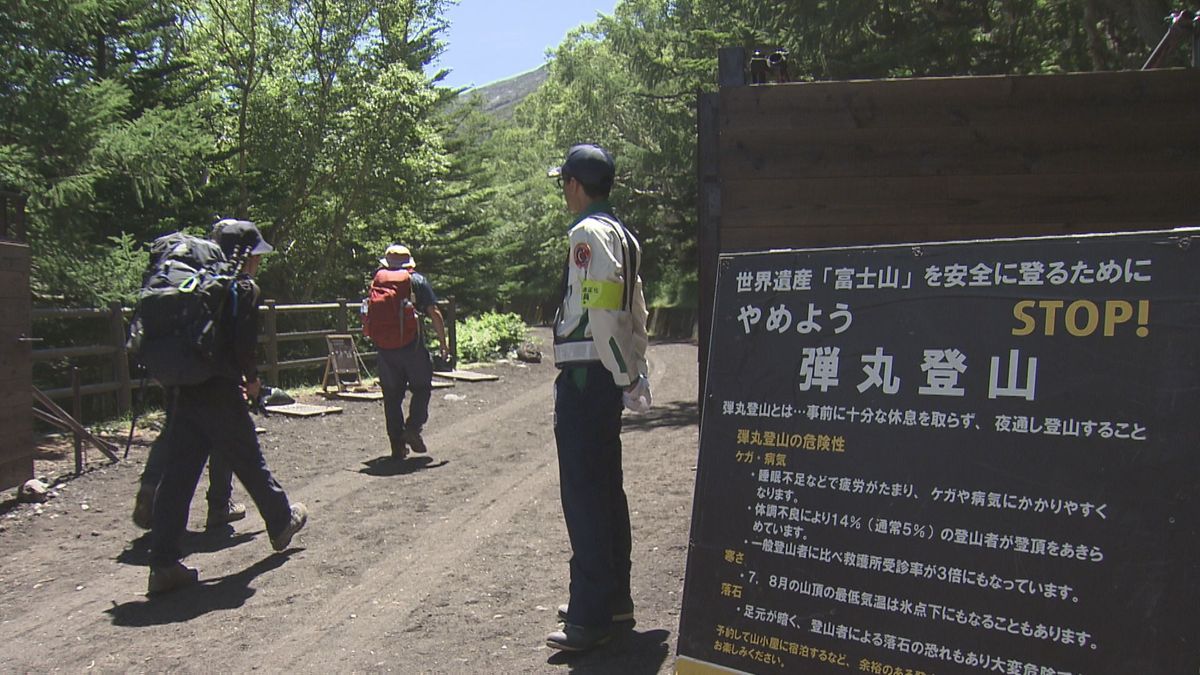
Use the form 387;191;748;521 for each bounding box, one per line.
545;143;652;652
365;244;449;459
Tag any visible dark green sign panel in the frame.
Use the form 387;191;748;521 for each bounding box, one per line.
678;230;1200;675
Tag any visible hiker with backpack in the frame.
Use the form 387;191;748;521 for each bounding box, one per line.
131;399;244;532
134;219;307;595
362;244;449;459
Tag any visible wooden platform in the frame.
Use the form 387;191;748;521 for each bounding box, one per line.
330;390;384;401
264;403;344;417
434;370;499;382
327;381;456;402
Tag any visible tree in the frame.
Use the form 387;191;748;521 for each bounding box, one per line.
184;0;456;301
0;0;213;305
475;0;1176;316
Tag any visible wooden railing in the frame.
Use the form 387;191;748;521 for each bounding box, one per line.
30;297;457;417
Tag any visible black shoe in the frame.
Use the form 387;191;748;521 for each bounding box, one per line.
132;486;155;530
404;428;427;454
147;562;199;595
557;598;635;623
205;501;247;529
390;438;408;460
546;623;613;652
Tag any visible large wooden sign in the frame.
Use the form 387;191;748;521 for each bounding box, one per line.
0;242;33;490
678;229;1200;674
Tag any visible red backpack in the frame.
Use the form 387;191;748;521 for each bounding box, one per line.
362;268;420;349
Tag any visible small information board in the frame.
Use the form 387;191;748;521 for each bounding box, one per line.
677;229;1200;674
322;334;368;392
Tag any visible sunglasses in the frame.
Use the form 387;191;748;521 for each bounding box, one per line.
555;174;573;188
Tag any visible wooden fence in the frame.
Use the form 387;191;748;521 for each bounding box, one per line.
30;297;457;417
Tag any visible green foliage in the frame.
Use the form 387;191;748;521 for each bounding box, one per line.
32;232;149;307
456;312;529;364
466;0;1172;318
6;0;1174;319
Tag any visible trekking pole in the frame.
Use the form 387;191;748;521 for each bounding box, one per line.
123;370;149;459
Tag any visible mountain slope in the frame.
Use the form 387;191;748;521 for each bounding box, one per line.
456;65;548;120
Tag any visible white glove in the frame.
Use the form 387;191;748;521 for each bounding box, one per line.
622;375;652;413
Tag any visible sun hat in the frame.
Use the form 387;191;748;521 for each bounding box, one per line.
380;244;416;269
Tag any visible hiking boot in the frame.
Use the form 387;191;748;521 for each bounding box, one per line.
546;623;613;652
132;485;155;530
557;598;635;623
270;503;308;551
205;501;247;529
391;437;408;460
147;562;199;596
404;428;427;454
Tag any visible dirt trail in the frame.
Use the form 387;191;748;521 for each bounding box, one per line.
0;330;699;673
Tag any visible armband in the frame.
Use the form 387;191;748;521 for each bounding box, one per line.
580;279;623;310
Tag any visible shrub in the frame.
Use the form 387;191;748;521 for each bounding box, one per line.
456;312;529;363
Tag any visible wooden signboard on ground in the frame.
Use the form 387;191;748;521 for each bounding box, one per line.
0;242;33;489
678;228;1200;674
322;334;370;393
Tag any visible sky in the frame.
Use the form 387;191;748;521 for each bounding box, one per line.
430;0;621;90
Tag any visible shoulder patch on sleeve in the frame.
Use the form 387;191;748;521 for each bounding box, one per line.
573;242;591;269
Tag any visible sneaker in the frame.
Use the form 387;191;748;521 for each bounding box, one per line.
546;623;613;652
132;486;155;530
205;501;247;529
557;598;635;623
147;562;199;595
270;503;308;551
404;428;427;454
391;437;408;460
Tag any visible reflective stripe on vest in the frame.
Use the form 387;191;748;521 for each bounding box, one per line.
554;340;599;364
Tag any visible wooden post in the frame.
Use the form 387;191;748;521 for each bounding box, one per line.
1193;26;1198;68
697;88;722;418
72;366;83;475
264;299;279;386
718;46;747;87
336;297;348;334
108;300;131;417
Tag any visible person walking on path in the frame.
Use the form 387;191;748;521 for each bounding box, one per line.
545;144;652;652
132;409;244;531
146;219;307;595
363;244;449;459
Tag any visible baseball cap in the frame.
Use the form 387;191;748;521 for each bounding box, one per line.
211;218;273;258
547;144;615;186
380;244;416;269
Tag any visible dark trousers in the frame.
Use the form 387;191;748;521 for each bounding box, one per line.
149;378;291;567
554;363;632;628
376;343;433;445
140;388;233;511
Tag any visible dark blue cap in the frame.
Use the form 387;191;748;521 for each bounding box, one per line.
548;144;615;186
